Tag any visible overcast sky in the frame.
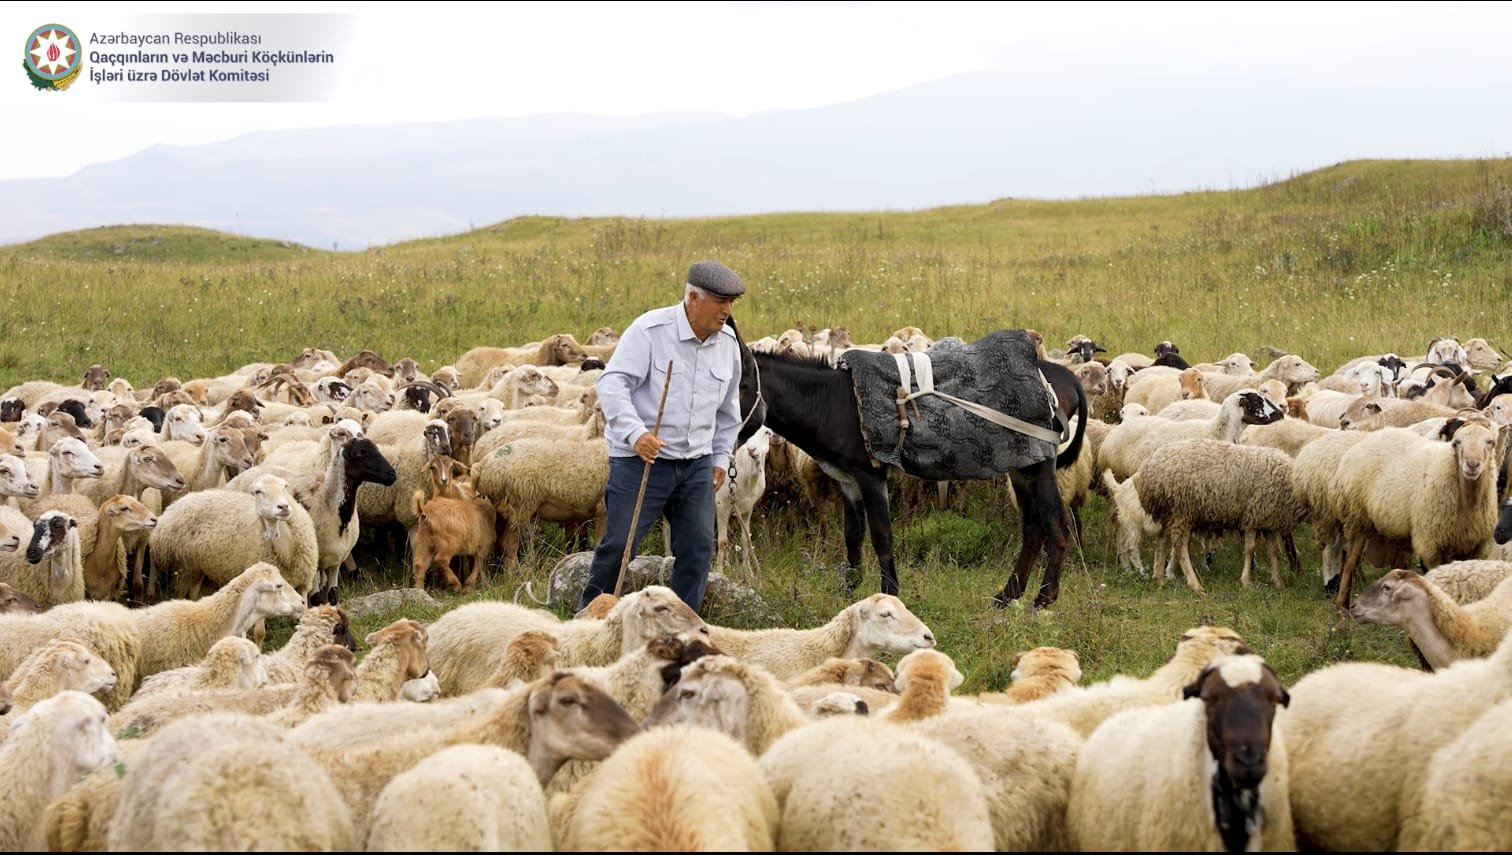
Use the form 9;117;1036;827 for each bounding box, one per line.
4;1;1509;182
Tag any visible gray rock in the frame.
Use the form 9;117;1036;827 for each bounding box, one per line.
340;587;442;620
548;551;779;624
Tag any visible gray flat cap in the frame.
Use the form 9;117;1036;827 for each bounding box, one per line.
687;260;746;299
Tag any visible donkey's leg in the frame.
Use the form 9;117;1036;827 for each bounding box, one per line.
832;473;868;593
855;469;897;596
996;477;1042;607
1027;462;1071;609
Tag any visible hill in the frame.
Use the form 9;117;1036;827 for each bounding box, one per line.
3;224;321;263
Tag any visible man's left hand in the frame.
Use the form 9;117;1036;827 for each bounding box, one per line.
713;467;726;492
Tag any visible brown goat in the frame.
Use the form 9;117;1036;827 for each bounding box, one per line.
410;488;497;592
422;455;471;501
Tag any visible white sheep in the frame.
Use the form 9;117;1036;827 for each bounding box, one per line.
1066;654;1294;852
715;425;772;580
148;475;319;600
1103;470;1162;577
1015;625;1251;738
976;645;1083;704
424;585;708;696
1349;568;1512;669
308;671;641;837
1290;427;1371;592
286;687;513;753
1099;389;1284;481
129;561;304;683
906;702;1084;851
1331;418;1507;607
0;691;118;850
1424;559;1512;603
0;639;117;742
106;712;357;851
1398;697;1512;850
129;636;267;702
0;600;142;711
368;744;553;852
705;592;936;681
0;509;84;608
471;408;609;571
1279;630;1512;851
554;724;778;851
349;618;432;704
260;604;356;685
1136;439;1305;592
759;716;996;851
880;648;964;723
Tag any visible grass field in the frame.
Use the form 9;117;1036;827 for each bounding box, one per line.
4;157;1511;693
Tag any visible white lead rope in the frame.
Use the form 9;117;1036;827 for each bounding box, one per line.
891;352;1067;446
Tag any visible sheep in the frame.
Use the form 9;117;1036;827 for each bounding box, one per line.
786;656;897;692
902;702;1084;851
149;475;319;600
354;416;451;528
1015;625;1251;738
1099;389;1284;481
128;636;267;702
1279;630;1512;851
715;425;772;580
308;671;641;836
471;408;610;571
554;725;778;852
22;435;103;503
129;561;306;683
0;639;117;738
1349;568;1512;669
1338;395;1458;430
977;645;1083;704
261;604;357;685
759;716;996;851
73;442;185;509
705;592;935;681
0;581;40;614
109;641;361;739
264;644;359;727
349;618;432;704
425;584;708;696
643;654;812;758
1290;427;1373;592
1202;352;1321;401
1424;559;1512;603
78;494;157;602
876;648;963;723
287;686;514;753
1125;365;1207;415
1398;698;1512;850
1136;438;1306;592
483;630;561;689
556;632;726;723
106;712;357;852
409;486;496;593
0;452;40;501
1331;418;1508;608
0;600;142;711
368;744;553;852
0;509;85;608
1066;654;1294;852
0;691;118;851
1103;470;1163;577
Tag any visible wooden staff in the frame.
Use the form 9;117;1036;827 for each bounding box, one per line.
614;360;674;596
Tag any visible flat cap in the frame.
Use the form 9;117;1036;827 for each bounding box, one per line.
687;260;746;299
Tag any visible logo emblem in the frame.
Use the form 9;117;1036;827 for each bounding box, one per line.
24;23;82;91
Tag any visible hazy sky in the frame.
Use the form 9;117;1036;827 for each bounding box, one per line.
4;1;1509;181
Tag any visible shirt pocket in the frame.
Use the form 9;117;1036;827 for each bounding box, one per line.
697;359;733;404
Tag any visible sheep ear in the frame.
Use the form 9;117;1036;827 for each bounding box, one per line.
1183;665;1215;700
363;630;380;646
1009;651;1025;668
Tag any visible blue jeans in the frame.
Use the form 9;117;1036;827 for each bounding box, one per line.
580;455;716;614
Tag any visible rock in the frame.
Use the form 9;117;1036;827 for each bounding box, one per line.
548;551;779;624
341;587;442;620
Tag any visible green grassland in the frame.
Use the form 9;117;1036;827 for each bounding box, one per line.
4;158;1511;692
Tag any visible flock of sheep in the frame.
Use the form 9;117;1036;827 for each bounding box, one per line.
2;325;1512;850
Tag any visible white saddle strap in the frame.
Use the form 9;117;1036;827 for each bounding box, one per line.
893;352;1065;446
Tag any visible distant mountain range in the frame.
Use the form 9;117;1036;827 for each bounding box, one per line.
4;70;1510;250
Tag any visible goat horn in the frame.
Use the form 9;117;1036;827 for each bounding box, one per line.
513;580;550;607
396;379;452;399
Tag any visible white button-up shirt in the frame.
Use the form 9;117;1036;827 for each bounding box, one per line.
597;303;743;471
